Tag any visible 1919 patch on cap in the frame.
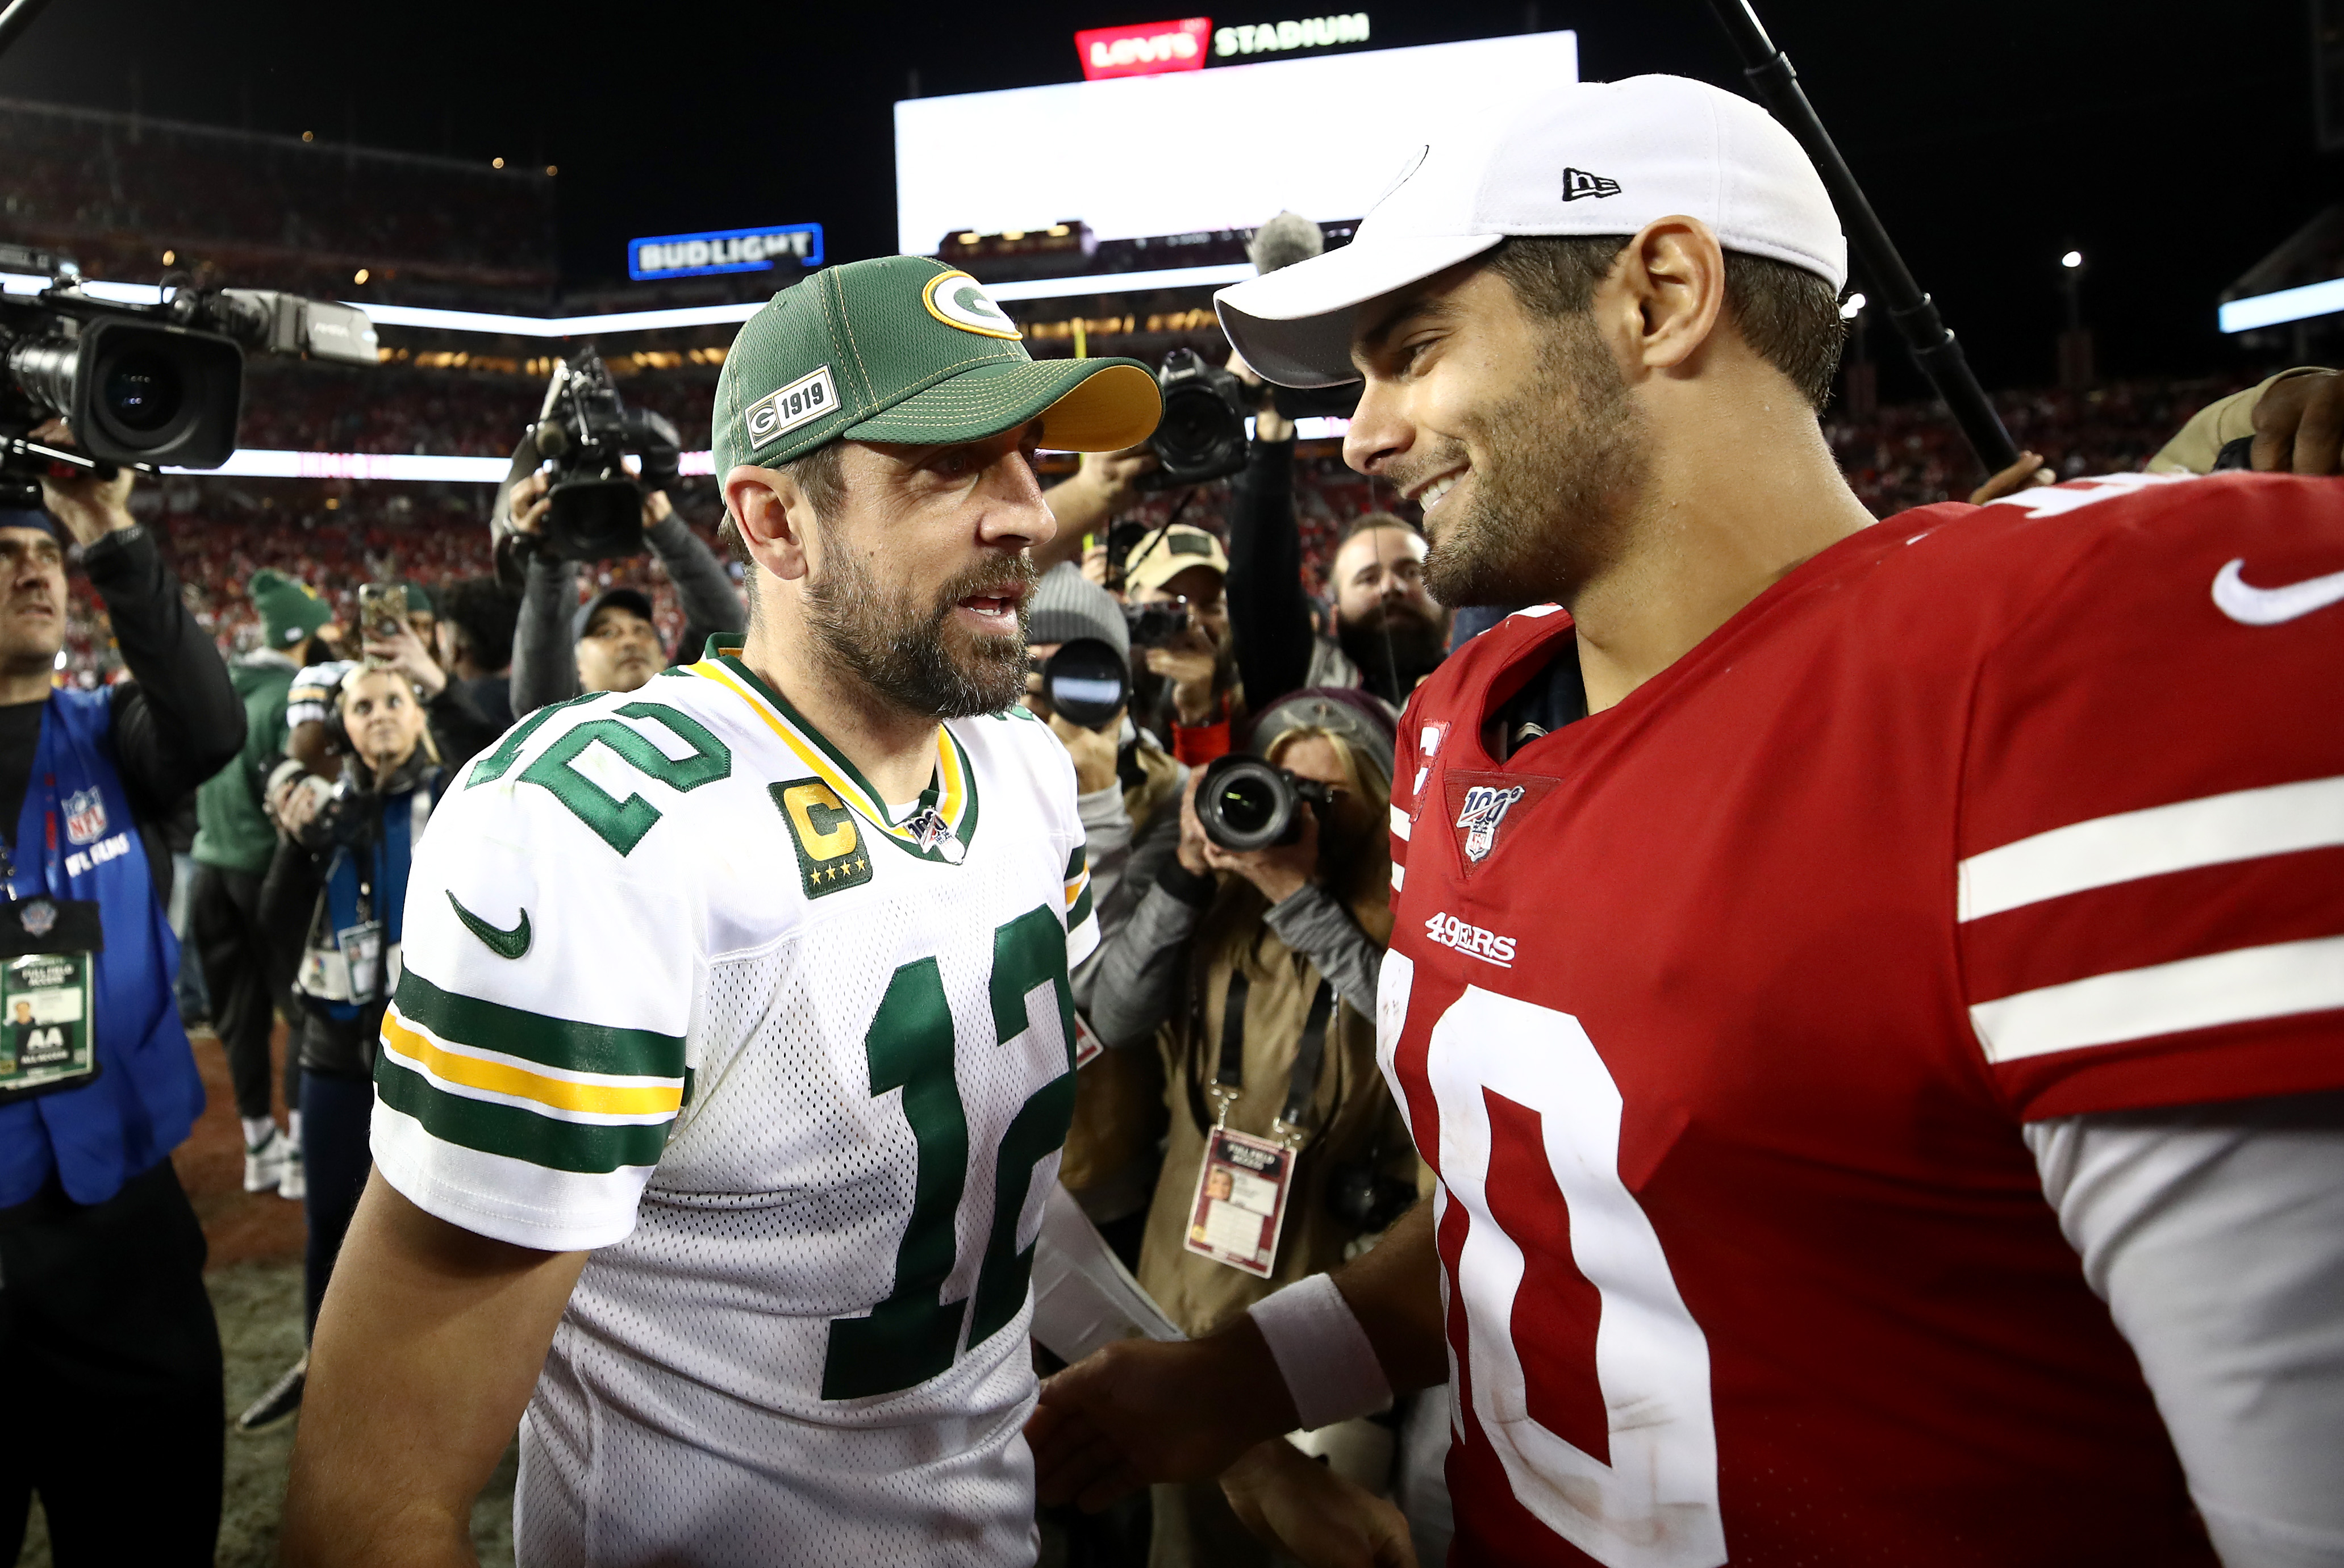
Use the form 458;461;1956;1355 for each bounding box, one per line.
743;365;837;448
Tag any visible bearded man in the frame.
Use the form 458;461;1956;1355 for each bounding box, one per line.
283;255;1162;1567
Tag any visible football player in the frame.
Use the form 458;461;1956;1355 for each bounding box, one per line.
282;256;1162;1566
1029;78;2344;1567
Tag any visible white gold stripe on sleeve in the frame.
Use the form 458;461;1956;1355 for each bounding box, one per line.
1968;935;2344;1063
1390;804;1411;841
1959;774;2344;923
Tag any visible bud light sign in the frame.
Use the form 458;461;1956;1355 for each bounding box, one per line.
628;223;825;281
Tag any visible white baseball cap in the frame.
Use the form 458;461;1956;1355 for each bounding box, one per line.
1215;74;1847;387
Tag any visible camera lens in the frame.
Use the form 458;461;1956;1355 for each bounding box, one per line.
1156;385;1224;468
101;350;184;432
1214;773;1279;837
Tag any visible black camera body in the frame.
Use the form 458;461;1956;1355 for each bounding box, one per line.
0;245;376;502
497;349;681;577
1119;598;1191;648
1138;348;1250;491
1196;753;1334;852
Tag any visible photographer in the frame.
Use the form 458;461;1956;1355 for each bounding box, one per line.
0;429;245;1565
241;641;493;1434
503;476;744;715
1124;522;1242;764
1087;686;1420;1568
1024;563;1188;1250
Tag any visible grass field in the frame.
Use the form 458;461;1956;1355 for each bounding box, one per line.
9;1025;516;1568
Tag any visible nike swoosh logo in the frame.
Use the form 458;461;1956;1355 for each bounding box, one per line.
2212;558;2344;625
448;891;530;960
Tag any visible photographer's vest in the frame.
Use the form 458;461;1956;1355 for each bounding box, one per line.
0;687;200;1209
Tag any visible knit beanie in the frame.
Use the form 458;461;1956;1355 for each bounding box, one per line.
1027;561;1129;668
250;569;333;652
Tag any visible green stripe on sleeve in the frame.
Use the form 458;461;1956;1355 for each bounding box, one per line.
391;966;685;1081
1063;843;1086;881
376;1052;673;1175
1067;880;1094;932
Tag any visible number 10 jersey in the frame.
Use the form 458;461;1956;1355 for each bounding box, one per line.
373;647;1098;1567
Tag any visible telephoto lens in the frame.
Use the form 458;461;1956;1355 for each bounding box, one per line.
1139;348;1250;490
1195;752;1336;852
1040;638;1128;730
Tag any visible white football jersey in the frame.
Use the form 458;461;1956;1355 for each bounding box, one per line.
373;643;1097;1568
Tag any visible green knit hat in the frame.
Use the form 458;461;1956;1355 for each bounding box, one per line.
712;255;1161;476
249;569;332;651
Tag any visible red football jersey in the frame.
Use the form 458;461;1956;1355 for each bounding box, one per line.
1380;473;2344;1568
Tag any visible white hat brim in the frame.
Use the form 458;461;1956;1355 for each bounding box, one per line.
1214;232;1505;388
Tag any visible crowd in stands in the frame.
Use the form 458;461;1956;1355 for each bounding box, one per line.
0;96;557;299
36;370;2267;686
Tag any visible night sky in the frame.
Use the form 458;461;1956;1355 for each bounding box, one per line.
0;0;2329;395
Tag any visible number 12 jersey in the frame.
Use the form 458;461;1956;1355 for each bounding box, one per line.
374;645;1098;1567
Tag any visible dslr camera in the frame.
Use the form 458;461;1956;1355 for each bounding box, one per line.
0;243;377;502
494;348;681;580
1195;752;1335;852
1138;348;1250;491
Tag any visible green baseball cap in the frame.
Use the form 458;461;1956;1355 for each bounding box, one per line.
712;255;1161;476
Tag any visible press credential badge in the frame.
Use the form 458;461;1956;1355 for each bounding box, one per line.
1183;1125;1295;1279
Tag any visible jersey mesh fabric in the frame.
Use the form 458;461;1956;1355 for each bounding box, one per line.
1378;473;2344;1568
376;666;1095;1567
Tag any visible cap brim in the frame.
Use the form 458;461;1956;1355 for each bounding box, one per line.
846;357;1161;452
1215;232;1504;388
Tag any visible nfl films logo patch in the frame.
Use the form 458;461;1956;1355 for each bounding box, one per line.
62;789;107;846
770;779;873;899
743;365;837;448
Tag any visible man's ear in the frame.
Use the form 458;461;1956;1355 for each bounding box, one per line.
723;464;816;583
1602;216;1728;378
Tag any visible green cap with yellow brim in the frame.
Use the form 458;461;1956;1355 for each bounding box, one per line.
712;255;1161;477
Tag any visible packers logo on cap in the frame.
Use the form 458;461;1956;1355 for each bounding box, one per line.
922;270;1021;340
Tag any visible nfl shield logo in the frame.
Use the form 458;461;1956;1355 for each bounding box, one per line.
62;789;107;846
1454;785;1526;864
20;899;55;938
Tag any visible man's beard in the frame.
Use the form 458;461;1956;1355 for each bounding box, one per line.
803;539;1036;720
1417;312;1650;608
1337;599;1448;702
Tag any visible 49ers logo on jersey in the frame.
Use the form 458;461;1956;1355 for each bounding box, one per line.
1441;771;1554;877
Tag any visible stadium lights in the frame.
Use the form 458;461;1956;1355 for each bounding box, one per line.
2061;251;2084;269
354;268;370;285
2220;277;2344;334
1840;292;1866;320
161;249;174;265
161;418;1353;485
1;262;1258;339
492;156;506;169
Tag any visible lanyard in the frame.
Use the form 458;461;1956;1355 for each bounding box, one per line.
1197;966;1334;1150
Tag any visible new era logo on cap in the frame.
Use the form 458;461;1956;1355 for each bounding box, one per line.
1562;166;1620;201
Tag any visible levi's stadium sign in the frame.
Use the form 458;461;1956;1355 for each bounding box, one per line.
628;223;825;282
1073;14;1369;79
1075;17;1211;80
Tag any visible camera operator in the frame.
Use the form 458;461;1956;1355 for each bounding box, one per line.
190;569;336;1206
241;635;497;1436
503;475;744;716
0;424;245;1565
1086;686;1420;1568
1124;522;1242;764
